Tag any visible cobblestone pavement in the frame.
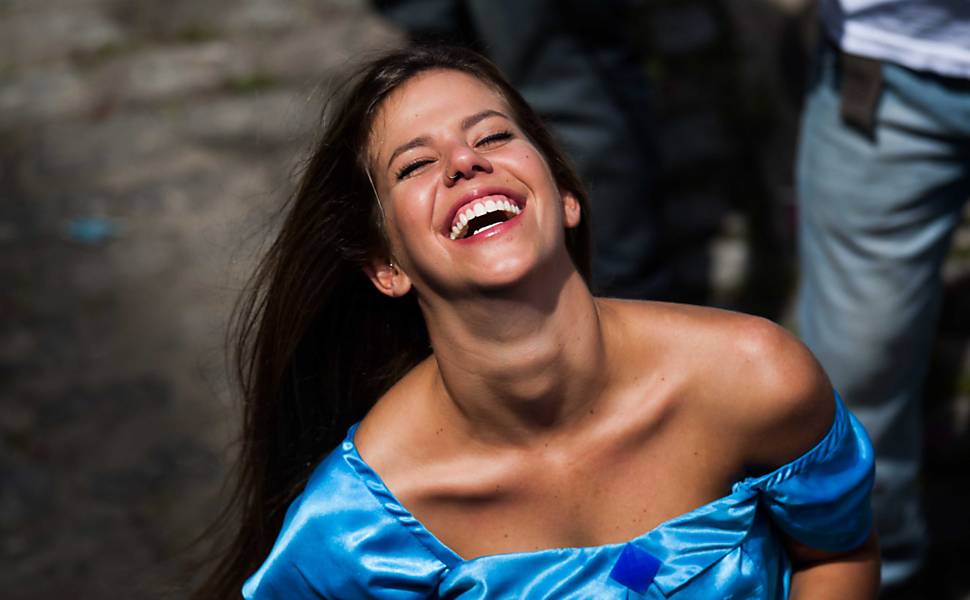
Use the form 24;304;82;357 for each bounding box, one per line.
1;1;967;598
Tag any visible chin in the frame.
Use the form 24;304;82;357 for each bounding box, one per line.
472;269;531;291
465;251;559;292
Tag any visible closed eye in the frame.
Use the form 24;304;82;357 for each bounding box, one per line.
396;158;434;181
476;130;513;147
395;131;512;180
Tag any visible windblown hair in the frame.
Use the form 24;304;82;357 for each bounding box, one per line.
194;44;591;598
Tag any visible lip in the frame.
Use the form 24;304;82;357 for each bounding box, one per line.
442;186;527;238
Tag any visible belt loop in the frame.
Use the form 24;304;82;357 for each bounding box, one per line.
839;51;883;138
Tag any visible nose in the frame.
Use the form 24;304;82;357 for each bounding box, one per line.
444;142;493;185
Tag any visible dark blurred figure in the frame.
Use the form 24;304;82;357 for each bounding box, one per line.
374;0;668;299
796;1;970;596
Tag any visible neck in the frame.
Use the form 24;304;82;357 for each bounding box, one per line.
417;260;608;446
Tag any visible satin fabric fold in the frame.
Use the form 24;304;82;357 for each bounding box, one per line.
243;391;874;599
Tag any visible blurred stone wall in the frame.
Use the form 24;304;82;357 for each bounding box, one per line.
1;1;968;599
1;1;402;597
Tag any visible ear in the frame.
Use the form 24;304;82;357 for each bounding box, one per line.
363;257;413;298
561;190;581;229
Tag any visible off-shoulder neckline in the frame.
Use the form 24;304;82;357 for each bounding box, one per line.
340;391;848;568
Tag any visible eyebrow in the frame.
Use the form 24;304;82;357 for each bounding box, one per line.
385;109;511;170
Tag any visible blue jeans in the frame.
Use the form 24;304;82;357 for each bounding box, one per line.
797;42;970;586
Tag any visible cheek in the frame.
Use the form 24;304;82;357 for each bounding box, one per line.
493;151;543;191
512;148;555;188
383;186;435;252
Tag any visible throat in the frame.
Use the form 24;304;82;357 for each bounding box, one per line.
422;275;607;443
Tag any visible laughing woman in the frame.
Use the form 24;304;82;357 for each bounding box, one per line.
196;46;878;599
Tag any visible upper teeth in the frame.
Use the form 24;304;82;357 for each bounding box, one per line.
450;195;522;240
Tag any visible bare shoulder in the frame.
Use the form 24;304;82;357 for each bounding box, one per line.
688;306;834;472
353;357;437;470
600;299;835;473
708;310;834;470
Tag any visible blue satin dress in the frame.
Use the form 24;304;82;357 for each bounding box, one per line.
243;393;874;599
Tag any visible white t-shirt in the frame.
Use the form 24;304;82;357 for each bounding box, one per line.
820;0;970;78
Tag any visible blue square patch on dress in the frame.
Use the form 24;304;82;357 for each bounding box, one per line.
609;542;662;594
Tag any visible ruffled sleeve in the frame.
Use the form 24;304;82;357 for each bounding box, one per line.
740;391;875;552
241;439;448;599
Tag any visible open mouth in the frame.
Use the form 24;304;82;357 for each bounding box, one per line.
449;195;522;240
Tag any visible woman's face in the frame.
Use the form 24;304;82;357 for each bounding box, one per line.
367;69;581;299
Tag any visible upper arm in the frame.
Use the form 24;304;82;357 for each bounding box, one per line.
785;530;881;599
785;529;880;567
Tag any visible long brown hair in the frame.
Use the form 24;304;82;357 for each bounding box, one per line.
194;44;591;598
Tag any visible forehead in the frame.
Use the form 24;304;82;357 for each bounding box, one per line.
370;69;511;159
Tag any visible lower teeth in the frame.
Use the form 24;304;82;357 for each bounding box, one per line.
471;221;503;237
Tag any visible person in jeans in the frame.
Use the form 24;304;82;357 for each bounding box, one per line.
796;0;970;595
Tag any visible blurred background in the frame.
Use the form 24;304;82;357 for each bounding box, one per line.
1;0;967;598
